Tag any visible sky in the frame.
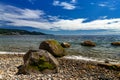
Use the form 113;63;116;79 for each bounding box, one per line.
0;0;120;35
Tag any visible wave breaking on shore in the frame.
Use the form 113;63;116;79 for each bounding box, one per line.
64;55;120;64
0;51;25;54
0;51;120;64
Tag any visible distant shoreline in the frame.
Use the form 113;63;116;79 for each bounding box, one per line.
0;28;48;35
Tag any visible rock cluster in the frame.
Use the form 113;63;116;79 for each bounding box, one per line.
80;40;120;47
18;39;67;74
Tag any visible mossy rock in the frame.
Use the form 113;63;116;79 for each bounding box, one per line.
39;39;66;57
29;56;55;71
17;49;59;74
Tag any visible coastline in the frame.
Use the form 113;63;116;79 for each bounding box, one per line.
0;53;120;79
0;51;119;64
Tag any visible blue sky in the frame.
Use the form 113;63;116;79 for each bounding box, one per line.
0;0;120;35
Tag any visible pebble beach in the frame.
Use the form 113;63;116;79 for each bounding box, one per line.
0;54;120;80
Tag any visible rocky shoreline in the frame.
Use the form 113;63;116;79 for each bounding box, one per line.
0;54;120;80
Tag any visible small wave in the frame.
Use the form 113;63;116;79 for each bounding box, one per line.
0;51;25;54
64;55;120;64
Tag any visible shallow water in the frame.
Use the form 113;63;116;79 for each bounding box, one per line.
0;35;120;61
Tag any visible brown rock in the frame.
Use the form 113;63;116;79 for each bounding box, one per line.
39;39;66;57
61;42;71;48
111;42;120;46
81;40;96;47
17;49;59;74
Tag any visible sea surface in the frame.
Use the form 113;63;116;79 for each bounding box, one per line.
0;35;120;62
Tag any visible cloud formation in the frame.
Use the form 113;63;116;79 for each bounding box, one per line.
53;0;76;10
90;1;120;10
0;4;44;19
0;4;120;32
71;0;77;3
98;1;120;10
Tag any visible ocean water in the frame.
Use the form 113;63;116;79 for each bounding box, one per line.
0;35;120;61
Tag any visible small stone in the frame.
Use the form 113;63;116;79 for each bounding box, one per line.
104;59;109;63
0;75;2;79
61;42;71;48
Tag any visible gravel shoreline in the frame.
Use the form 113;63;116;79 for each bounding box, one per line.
0;54;120;80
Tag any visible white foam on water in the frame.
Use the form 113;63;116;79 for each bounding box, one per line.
0;51;120;64
0;51;25;54
64;55;101;61
64;55;120;64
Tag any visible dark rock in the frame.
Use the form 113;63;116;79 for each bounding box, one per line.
111;42;120;46
81;40;96;47
39;39;66;57
104;59;109;63
61;42;71;48
17;49;59;74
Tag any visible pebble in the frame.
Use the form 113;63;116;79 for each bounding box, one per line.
0;75;2;79
0;54;119;80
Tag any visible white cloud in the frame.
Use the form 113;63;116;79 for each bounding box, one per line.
52;18;120;30
99;16;107;19
0;4;120;32
0;4;44;19
53;1;76;10
98;1;117;10
71;0;76;3
98;3;107;7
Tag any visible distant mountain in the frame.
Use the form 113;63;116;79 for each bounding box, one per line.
0;28;47;35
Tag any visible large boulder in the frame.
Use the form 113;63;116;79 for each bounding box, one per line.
61;42;71;48
81;40;96;47
39;39;66;57
111;42;120;46
17;49;59;74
